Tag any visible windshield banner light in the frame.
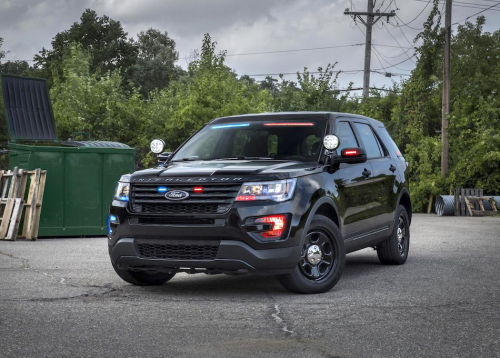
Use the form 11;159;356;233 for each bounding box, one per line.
211;123;250;129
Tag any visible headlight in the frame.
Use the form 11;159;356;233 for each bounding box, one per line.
235;179;297;202
114;182;130;201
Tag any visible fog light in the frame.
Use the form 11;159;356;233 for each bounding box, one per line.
108;214;119;235
255;215;286;238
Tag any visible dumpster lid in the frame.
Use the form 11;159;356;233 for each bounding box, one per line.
1;75;57;141
61;141;132;148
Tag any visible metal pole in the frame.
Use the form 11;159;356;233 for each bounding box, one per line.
363;0;374;98
441;0;452;178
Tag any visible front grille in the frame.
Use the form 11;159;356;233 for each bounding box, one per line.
136;239;219;260
131;183;241;215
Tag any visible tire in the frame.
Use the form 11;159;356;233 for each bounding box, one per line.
111;261;176;286
278;215;346;294
377;205;410;265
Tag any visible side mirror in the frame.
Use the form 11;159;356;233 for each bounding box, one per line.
158;152;172;163
332;147;367;164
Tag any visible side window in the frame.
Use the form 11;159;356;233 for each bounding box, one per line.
335;121;359;153
353;123;383;159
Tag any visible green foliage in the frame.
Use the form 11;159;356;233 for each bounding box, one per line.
272;64;348;112
150;34;273;151
50;44;151;167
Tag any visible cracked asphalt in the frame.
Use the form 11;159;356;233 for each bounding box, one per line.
0;214;499;358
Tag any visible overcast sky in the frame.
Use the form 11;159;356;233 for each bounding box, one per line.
1;0;500;91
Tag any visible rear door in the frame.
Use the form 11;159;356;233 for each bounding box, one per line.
352;121;397;230
334;119;377;238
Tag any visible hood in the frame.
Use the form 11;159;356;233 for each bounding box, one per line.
129;160;322;184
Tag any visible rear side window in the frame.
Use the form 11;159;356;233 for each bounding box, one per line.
335;121;359;153
353;123;383;159
377;127;403;157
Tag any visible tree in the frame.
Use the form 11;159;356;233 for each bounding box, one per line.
272;64;348;112
0;37;5;60
148;34;272;153
50;44;150;167
132;29;184;97
35;9;138;88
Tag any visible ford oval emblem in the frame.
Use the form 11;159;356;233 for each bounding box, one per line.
165;190;190;201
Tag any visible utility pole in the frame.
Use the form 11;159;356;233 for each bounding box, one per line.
441;0;452;178
344;1;396;98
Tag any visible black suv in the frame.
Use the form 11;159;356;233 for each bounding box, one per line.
108;112;411;293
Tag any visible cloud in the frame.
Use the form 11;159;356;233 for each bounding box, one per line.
1;0;499;90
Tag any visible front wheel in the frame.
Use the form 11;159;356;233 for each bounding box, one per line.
278;215;346;294
111;261;176;286
377;205;410;265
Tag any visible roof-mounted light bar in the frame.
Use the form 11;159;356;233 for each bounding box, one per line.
211;123;250;129
263;122;314;126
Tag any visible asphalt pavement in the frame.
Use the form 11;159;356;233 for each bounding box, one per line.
0;214;499;358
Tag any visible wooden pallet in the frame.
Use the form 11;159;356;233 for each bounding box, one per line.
0;167;47;241
453;188;484;216
464;196;498;217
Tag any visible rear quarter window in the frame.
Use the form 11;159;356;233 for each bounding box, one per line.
377;127;403;157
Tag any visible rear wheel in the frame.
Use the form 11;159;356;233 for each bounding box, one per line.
111;261;176;286
278;215;346;294
377;205;410;265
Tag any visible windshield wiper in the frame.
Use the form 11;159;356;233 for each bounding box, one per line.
170;157;202;162
214;157;274;161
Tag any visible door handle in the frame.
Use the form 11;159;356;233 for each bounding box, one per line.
389;164;396;172
362;168;371;178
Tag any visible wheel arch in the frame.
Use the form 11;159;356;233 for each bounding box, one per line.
300;197;340;246
398;188;412;225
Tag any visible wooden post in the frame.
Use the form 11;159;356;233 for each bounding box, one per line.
441;0;452;178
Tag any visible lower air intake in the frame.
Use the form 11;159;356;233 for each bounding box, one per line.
136;239;219;260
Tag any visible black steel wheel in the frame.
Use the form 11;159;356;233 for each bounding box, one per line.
377;205;410;265
299;230;337;281
278;214;346;294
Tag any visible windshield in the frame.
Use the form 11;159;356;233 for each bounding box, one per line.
171;119;327;162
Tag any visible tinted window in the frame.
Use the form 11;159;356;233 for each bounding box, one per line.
378;127;403;157
335;121;359;153
353;123;383;159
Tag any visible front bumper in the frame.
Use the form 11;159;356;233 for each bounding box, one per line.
110;238;301;274
108;198;307;275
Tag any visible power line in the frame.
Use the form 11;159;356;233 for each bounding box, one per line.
241;69;410;77
452;1;500;25
382;23;416;64
413;0;500;12
397;0;432;29
355;21;415;72
180;43;367;60
2;43;415;63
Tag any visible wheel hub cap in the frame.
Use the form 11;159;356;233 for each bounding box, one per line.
397;227;403;241
306;245;322;265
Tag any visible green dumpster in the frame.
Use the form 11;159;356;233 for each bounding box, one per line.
2;75;135;237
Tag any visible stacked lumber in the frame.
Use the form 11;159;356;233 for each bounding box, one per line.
0;167;47;241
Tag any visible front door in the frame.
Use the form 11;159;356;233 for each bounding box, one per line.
333;120;379;238
352;121;397;230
